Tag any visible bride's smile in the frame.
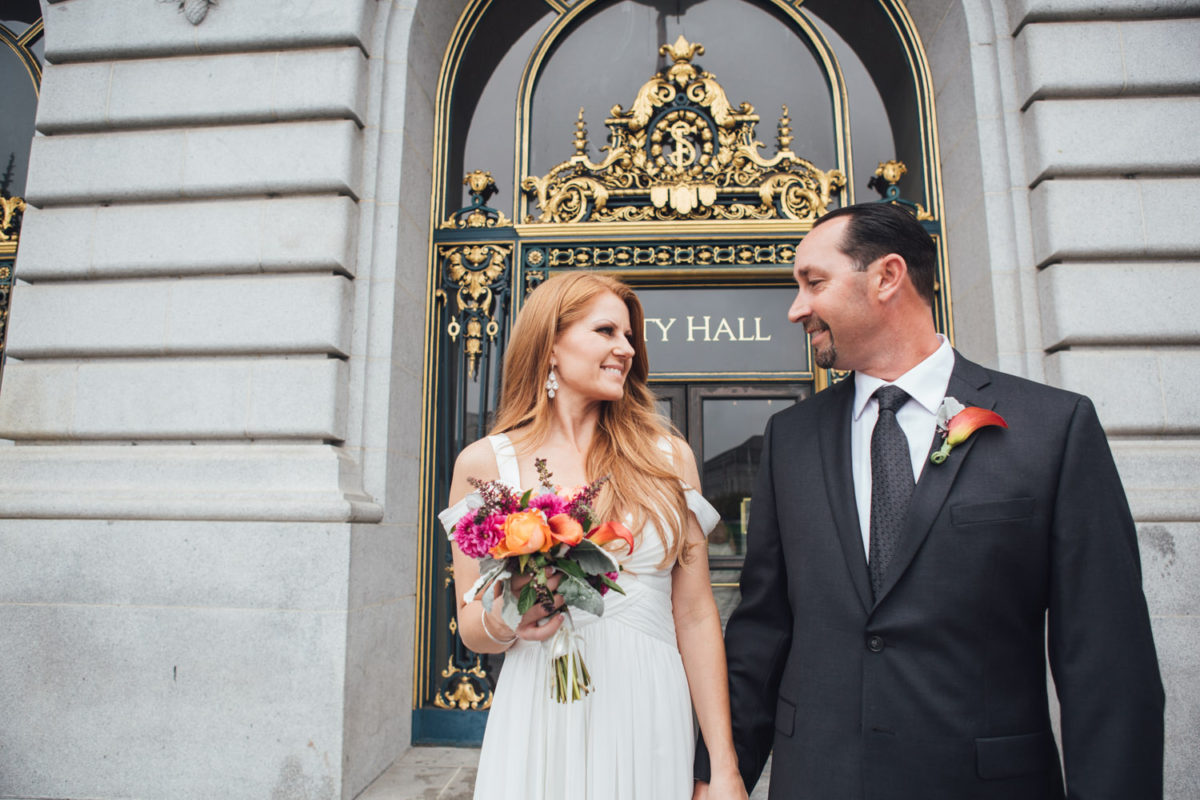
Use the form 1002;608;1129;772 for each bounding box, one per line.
551;290;635;404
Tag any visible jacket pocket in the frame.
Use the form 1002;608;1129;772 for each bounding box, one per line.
774;696;796;737
951;497;1035;527
975;730;1057;779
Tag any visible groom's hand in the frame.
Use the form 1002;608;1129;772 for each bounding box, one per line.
692;780;709;800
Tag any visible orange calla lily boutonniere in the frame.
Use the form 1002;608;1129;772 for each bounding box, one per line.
930;397;1008;464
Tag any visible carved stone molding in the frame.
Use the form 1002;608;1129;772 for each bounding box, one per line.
160;0;217;26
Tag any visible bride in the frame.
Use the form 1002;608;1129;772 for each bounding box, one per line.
441;272;746;800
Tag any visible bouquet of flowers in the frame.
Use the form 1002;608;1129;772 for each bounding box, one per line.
450;459;634;702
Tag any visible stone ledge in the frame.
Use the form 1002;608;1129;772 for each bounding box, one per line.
0;357;349;441
43;0;373;63
1046;349;1200;436
0;444;382;522
1023;97;1200;184
14;196;360;281
1112;438;1200;521
1006;0;1200;33
37;48;368;133
1015;19;1200;106
7;274;354;359
1037;262;1200;349
25;120;362;206
1029;177;1200;265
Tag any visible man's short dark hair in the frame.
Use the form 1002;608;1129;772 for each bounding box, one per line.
812;203;937;306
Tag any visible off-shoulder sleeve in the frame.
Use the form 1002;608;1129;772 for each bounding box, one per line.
438;497;471;538
657;436;722;536
684;487;721;536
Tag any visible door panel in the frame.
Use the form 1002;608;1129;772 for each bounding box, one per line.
654;382;807;626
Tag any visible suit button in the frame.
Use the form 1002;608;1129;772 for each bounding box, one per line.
867;635;885;653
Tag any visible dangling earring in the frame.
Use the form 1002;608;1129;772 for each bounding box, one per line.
545;367;559;399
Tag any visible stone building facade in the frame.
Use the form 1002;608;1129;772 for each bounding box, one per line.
0;0;1196;798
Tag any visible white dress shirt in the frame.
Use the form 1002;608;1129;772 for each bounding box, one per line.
851;335;955;557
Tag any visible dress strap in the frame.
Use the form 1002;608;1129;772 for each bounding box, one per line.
488;433;523;489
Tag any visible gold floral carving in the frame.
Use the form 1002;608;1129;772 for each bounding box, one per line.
440;243;512;378
440;171;513;229
0;196;25;243
521;37;845;224
872;160;934;221
434;657;493;710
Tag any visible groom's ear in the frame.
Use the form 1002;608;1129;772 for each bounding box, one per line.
873;252;908;303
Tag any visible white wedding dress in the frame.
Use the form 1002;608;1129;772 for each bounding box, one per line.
439;433;720;800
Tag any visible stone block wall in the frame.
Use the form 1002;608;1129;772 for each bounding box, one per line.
916;1;1200;796
0;0;463;797
1012;10;1200;795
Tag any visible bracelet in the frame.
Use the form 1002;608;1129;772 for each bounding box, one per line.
479;604;517;647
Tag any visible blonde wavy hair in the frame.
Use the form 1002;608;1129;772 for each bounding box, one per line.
491;272;692;566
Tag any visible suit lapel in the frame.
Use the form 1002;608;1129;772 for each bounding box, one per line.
818;378;873;613
873;353;995;607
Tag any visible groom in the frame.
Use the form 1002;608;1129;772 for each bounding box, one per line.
694;203;1164;798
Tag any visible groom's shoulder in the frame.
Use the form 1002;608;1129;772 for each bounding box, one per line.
958;354;1093;422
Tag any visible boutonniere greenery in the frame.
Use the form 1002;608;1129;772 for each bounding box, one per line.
930;397;1008;464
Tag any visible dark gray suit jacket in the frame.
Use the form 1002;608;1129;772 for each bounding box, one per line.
697;353;1163;799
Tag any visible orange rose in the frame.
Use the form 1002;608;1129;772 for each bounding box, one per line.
547;513;584;547
587;520;635;554
491;510;551;557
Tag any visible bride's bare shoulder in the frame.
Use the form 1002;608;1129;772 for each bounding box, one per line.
663;434;701;487
452;437;500;483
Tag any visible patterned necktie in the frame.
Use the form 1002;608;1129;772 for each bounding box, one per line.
869;385;913;601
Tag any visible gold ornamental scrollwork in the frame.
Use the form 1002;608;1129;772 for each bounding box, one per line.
434;656;493;710
0;196;25;244
539;241;795;270
869;160;934;221
440;242;512;378
521;37;846;224
441;170;513;230
0;195;21;393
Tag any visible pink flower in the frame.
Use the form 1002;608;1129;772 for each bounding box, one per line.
529;492;568;518
598;570;619;596
453;513;507;559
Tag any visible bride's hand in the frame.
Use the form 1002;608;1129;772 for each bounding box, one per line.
509;569;565;642
704;769;748;800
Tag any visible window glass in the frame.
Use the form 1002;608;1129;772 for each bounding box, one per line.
448;7;555;215
700;394;797;626
0;16;41;199
702;397;782;554
531;0;837;183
